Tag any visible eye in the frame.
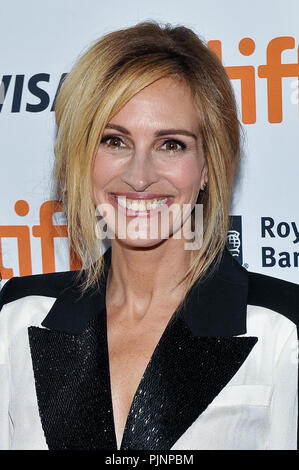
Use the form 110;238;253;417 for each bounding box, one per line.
100;135;125;149
161;139;187;153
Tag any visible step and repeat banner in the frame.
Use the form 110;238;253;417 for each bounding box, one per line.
0;0;298;285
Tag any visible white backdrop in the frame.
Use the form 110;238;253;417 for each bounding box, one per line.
1;0;298;286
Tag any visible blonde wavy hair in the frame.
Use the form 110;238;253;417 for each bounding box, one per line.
54;20;241;304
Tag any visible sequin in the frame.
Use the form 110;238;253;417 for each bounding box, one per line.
119;317;257;450
28;311;117;450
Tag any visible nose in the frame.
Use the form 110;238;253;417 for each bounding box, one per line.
120;150;159;191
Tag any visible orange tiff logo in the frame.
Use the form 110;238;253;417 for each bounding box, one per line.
207;36;299;123
0;200;82;280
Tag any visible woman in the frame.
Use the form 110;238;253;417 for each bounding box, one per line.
0;21;298;451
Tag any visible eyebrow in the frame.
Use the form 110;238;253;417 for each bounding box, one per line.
105;123;198;140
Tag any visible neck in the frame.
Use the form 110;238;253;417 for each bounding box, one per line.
106;238;196;322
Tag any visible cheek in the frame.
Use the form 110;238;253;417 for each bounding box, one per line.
92;153;118;195
170;158;203;195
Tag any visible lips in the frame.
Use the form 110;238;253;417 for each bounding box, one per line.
109;192;174;200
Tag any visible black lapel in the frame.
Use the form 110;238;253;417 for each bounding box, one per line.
28;248;114;450
28;309;117;450
28;246;258;450
120;318;257;450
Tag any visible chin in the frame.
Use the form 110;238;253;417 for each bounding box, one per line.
114;235;169;250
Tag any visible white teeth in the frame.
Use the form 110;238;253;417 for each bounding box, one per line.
116;196;168;211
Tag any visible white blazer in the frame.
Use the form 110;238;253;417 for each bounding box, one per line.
0;247;298;450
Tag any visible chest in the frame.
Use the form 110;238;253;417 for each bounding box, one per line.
106;313;172;448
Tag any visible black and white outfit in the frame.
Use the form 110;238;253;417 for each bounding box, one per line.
0;246;298;450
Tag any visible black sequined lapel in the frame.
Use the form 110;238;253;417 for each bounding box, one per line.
120;317;257;450
28;310;117;450
29;307;257;451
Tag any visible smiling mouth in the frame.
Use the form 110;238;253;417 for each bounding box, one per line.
108;193;174;214
116;196;169;211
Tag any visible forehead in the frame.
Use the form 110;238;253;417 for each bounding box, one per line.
109;76;200;133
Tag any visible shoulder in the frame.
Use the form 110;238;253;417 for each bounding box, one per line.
244;272;299;368
0;271;79;311
247;270;299;327
0;271;81;341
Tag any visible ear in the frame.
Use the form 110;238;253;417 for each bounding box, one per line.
200;161;209;190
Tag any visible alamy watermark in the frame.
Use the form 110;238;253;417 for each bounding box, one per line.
95;200;203;250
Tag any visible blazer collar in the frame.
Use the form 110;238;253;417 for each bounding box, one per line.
42;245;249;337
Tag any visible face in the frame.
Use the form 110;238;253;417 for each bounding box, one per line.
92;76;208;248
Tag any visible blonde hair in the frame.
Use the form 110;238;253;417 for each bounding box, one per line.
54;20;241;304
